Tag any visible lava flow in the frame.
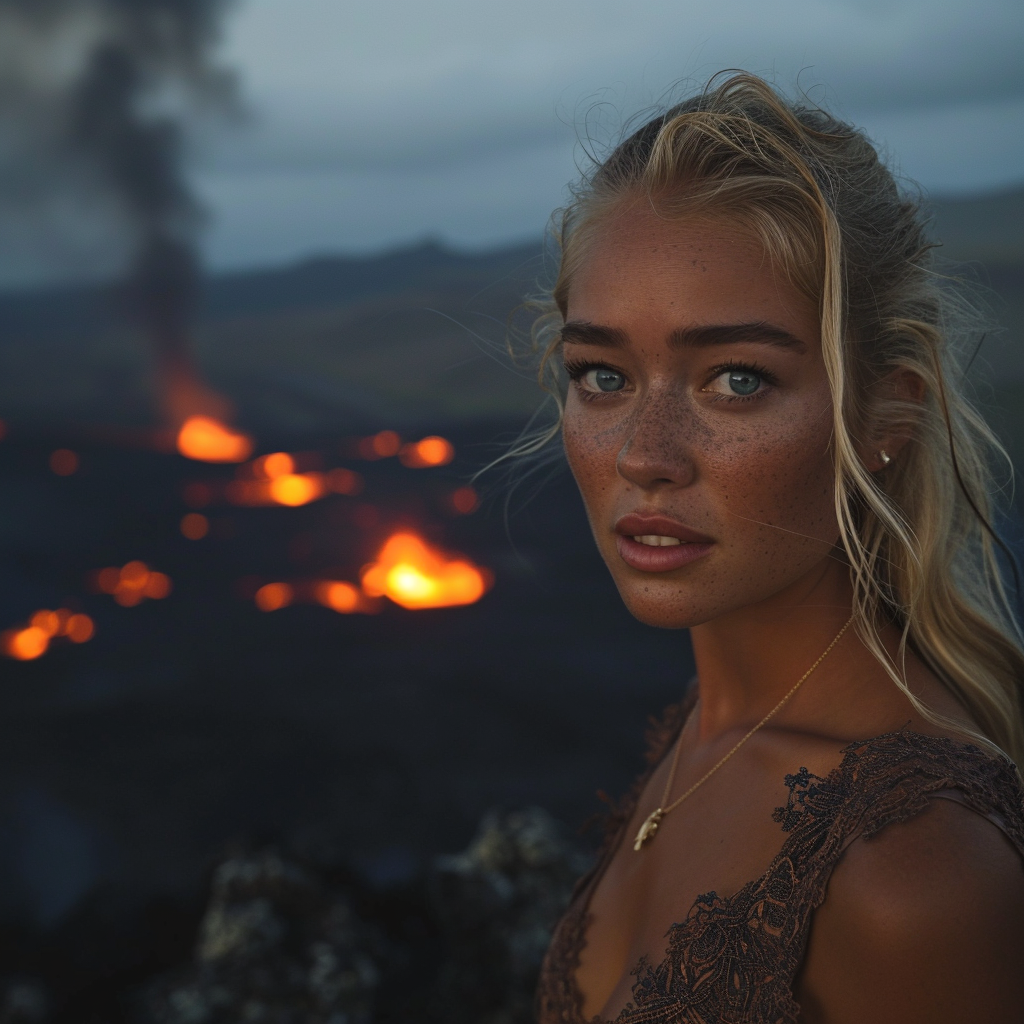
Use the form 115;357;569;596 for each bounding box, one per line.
94;561;172;607
177;416;254;463
224;452;354;508
2;608;94;661
361;531;491;610
399;436;455;468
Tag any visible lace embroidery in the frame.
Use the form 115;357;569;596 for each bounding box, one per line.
536;716;1024;1024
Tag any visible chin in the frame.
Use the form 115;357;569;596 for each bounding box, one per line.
614;582;715;631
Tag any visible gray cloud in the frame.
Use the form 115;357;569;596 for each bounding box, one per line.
205;0;1023;176
3;0;1022;284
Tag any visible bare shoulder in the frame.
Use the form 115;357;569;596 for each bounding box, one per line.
796;796;1024;1024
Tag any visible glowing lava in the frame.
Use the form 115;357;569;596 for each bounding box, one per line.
224;452;338;508
360;531;490;610
181;512;209;539
254;582;293;611
2;608;94;660
177;416;254;463
315;580;362;613
94;561;172;606
399;436;455;468
358;430;402;460
268;473;325;507
450;485;479;514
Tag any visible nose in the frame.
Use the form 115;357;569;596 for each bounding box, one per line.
615;384;697;491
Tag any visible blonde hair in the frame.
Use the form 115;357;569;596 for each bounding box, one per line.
521;72;1024;762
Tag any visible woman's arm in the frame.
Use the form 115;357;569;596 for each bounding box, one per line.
796;796;1024;1023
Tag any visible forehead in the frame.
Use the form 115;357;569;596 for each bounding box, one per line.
566;206;817;337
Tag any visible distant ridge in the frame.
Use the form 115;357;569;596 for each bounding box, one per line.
0;237;550;431
0;238;546;343
926;185;1024;264
202;238;545;322
0;187;1019;433
0;184;1019;329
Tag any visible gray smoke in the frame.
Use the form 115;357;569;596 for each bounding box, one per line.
0;0;237;422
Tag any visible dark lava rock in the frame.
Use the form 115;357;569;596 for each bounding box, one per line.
425;807;592;1024
137;852;377;1024
0;980;50;1024
135;807;591;1024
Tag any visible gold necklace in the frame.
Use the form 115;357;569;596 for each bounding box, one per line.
633;615;855;852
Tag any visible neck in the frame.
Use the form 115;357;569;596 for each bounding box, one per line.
688;557;854;742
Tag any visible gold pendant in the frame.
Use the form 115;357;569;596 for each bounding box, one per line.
633;808;664;851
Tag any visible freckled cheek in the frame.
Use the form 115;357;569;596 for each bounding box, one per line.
562;415;623;490
698;414;837;543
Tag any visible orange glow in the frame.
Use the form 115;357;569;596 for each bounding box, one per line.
181;512;209;540
451;486;479;515
359;430;402;460
30;609;62;636
182;481;214;508
361;531;490;609
177;416;254;463
95;561;172;606
2;608;95;659
255;582;293;612
2;626;49;660
399;436;455;468
121;561;149;588
49;449;79;475
315;580;361;613
268;472;325;507
223;479;263;505
65;614;94;643
326;467;363;495
144;572;172;599
96;567;121;594
225;471;327;507
254;452;295;479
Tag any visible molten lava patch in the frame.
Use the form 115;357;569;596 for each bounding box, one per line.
399;436;455;468
94;561;172;606
177;416;254;463
2;608;94;660
360;532;490;610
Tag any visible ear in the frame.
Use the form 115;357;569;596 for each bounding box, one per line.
861;367;926;473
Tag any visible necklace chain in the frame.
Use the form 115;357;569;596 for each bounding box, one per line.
633;615;856;852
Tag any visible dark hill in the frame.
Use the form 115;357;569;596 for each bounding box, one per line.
0;187;1020;434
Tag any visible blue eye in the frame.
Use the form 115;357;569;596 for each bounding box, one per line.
584;368;626;393
703;366;772;401
727;370;761;396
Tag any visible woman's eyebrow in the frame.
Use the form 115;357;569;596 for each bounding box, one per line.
560;322;628;347
672;322;807;352
560;320;806;352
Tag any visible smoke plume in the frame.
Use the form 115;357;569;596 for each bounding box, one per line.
0;0;238;425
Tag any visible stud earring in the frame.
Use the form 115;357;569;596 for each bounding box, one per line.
879;450;892;466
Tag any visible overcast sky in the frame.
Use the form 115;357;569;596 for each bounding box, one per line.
192;0;1023;273
4;0;1023;286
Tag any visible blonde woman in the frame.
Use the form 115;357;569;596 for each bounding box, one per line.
532;74;1024;1023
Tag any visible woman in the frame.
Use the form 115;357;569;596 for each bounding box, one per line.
530;74;1024;1022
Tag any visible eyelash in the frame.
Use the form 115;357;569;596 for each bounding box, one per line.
704;360;779;403
561;358;780;404
565;358;610;393
562;358;623;403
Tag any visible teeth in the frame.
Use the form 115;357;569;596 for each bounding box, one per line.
634;535;682;547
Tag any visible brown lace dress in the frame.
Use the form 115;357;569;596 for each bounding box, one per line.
536;695;1024;1024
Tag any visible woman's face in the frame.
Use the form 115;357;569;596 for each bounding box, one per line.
561;206;839;629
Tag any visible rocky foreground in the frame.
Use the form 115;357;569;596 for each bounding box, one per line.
1;807;593;1024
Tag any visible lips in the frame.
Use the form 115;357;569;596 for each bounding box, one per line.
613;513;714;573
